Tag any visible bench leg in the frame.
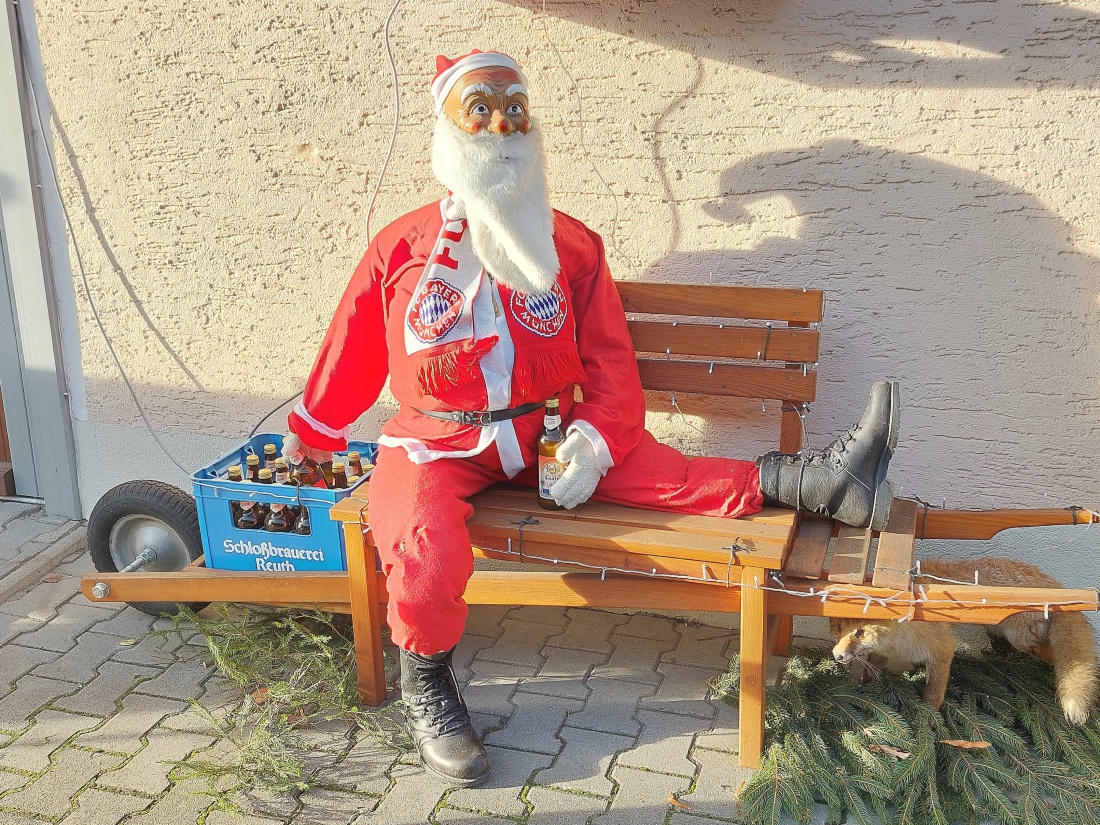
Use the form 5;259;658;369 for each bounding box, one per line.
770;614;793;656
739;566;769;769
343;522;388;706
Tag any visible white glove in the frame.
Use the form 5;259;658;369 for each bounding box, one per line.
549;431;601;510
281;433;333;466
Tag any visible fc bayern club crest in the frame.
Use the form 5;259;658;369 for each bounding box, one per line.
408;278;465;343
510;283;568;338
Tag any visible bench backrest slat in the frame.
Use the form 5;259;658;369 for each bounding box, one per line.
626;321;819;362
616;282;824;323
636;360;817;403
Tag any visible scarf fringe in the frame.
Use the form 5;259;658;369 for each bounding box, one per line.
415;336;500;397
512;347;587;395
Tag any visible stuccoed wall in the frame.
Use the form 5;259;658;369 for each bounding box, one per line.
33;1;1099;592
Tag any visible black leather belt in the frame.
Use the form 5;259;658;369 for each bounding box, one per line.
414;401;543;427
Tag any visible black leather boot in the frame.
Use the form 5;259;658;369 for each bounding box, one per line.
756;381;900;530
400;647;490;787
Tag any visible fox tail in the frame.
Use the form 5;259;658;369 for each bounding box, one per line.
1048;612;1098;725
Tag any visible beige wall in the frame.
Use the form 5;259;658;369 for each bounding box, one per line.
33;0;1099;561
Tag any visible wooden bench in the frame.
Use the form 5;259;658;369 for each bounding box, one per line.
81;281;1100;770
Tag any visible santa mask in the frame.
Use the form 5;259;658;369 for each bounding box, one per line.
429;52;560;296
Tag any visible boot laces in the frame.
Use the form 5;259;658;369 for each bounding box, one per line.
409;663;471;736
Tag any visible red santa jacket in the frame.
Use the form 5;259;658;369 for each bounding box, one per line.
288;198;647;478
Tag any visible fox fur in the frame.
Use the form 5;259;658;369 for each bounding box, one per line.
830;557;1098;725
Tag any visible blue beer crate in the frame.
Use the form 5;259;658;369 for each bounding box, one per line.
191;434;377;573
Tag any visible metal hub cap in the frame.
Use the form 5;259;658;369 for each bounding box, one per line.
108;515;192;573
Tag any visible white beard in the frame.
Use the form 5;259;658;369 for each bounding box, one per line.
431;116;560;295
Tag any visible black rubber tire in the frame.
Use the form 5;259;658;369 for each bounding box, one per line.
87;480;209;617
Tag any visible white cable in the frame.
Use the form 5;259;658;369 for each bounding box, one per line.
364;0;404;246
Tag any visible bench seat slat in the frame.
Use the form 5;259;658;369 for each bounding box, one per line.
616;282;824;323
627;321;819;362
827;525;873;584
466;508;789;567
783;516;833;579
637;359;817;401
872;499;918;590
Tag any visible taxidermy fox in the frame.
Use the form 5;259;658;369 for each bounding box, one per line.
830;558;1098;725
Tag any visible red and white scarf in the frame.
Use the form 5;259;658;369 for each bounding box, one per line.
404;197;586;400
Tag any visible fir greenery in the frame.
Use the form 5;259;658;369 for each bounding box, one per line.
713;646;1100;825
162;605;410;808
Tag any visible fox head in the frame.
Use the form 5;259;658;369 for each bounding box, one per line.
830;618;893;663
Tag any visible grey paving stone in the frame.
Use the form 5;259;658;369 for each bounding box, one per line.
98;728;218;795
31;631;130;684
545;609;630;654
0;710;101;772
639;662;722;719
534;726;633;797
1;644;59;687
51;552;95;578
60;787;152;824
471;711;503;739
205;811;286;825
0;578;79;622
0;614;46;649
110;631;188;669
0;769;29;793
1;747;123;818
156;679;240;735
461;605;512;639
435;807;516;824
132;658;211;701
612;614;679;643
680;748;752;820
0;674;78;731
0;809;42;824
614;710;699;777
0;512;60;552
324;735;401;795
85;606;161;639
590;634;674;685
598;765;692;825
662;625;735;671
453;633;499;685
507;605;569;628
518;646;606;701
564;677;653;737
75;693;188;755
0;502;39;526
13;602;117;653
122;777;212;825
295;788;374;825
463;659;537;719
694;699;738;754
233;787;300;820
296;717;354;753
447;745;554;818
52;661;161;717
484;691;582;755
352;762;443;823
526;786;608;825
476;619;560;669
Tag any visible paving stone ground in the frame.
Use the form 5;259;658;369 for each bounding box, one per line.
0;515;836;824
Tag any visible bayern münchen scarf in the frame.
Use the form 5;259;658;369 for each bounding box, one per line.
404;197;586;399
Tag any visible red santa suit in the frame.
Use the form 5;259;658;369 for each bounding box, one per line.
289;195;763;654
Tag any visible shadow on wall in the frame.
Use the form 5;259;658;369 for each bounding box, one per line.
503;0;1100;89
644;139;1100;505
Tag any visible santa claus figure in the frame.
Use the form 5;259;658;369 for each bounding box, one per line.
284;50;899;787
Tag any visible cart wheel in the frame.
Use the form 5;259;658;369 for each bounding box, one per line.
87;480;209;617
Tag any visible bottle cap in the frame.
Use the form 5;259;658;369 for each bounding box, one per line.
545;397;560;408
347;475;360;485
258;468;272;480
348;451;361;460
246;454;260;465
332;461;346;471
264;444;277;454
228;464;242;475
274;458;287;469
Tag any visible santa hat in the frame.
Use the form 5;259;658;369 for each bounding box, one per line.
431;50;527;114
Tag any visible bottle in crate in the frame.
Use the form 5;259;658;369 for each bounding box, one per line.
263;443;278;471
274;459;290;484
245;453;261;481
293;457;329;489
226;464;244;522
265;502;293;532
331;461;349;490
348;451;364;477
293;504;311;535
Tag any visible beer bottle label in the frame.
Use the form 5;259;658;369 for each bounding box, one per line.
240;501;255;511
544;414;561;430
271;503;283;513
538;455;567;498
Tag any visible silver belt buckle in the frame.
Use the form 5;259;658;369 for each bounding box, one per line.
461;410;493;427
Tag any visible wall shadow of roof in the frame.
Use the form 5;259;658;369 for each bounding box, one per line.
501;0;1100;90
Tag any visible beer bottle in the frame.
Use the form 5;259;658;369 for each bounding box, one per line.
538;398;567;511
274;459;290;485
265;502;292;532
331;461;348;490
348;451;364;477
293;505;312;535
292;457;329;489
244;453;261;482
263;443;278;471
227;465;244;523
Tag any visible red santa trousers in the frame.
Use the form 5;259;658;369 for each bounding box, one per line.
368;411;763;655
